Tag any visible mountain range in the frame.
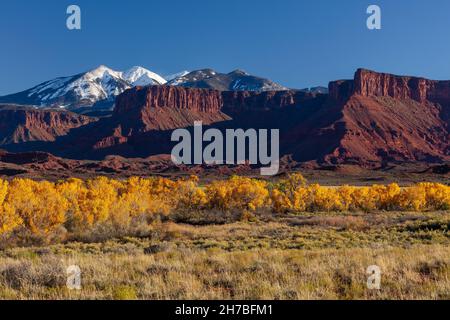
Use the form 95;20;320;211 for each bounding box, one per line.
0;68;448;175
0;66;288;112
166;69;288;92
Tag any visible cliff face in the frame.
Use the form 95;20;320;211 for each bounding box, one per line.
221;90;326;113
81;86;230;153
354;69;450;105
0;106;95;145
111;86;229;133
69;86;327;158
114;85;223;115
329;69;450;106
320;69;450;165
115;86;325;115
328;80;354;102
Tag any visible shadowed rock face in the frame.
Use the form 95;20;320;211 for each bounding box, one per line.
221;90;326;113
111;86;229;134
0;105;96;145
328;80;354;102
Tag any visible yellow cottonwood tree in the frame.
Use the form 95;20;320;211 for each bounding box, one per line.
205;176;269;211
7;179;67;235
0;179;22;235
0;176;448;240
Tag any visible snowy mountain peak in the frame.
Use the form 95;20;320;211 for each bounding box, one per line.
0;65;167;110
85;65;122;80
122;66;167;86
89;64;115;74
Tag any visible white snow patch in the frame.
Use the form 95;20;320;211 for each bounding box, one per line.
122;66;167;86
164;70;190;82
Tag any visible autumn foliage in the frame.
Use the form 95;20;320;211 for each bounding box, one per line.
0;175;449;243
270;174;450;213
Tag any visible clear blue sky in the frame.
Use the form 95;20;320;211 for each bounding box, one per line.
1;0;449;95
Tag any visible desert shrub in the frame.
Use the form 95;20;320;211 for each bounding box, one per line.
0;257;66;289
112;285;138;300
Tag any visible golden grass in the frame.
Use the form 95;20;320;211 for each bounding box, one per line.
0;245;448;300
0;210;448;300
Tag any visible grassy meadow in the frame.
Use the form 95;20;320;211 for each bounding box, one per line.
0;211;448;300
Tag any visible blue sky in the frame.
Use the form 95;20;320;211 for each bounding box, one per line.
0;0;449;95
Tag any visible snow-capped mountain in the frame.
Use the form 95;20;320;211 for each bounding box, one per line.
0;65;166;110
167;69;287;91
164;70;190;82
0;66;289;111
123;66;167;86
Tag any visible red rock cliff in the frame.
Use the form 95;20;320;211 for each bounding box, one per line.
111;86;229;132
324;69;450;165
0;106;96;145
114;85;223;115
329;69;450;105
328;80;354;102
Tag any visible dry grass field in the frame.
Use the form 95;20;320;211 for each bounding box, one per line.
0;210;448;300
